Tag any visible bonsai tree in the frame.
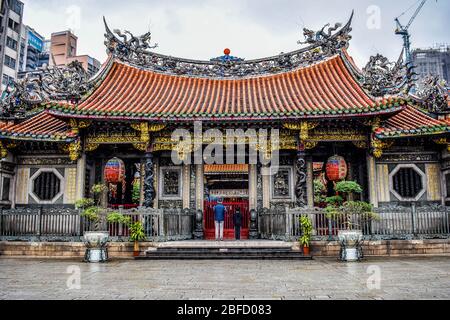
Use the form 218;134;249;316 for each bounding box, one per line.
313;179;327;207
325;181;377;230
299;215;313;251
75;183;108;231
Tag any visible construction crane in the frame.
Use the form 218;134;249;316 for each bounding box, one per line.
395;0;428;65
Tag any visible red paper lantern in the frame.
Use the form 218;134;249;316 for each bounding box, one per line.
326;156;348;182
224;48;231;55
104;157;126;184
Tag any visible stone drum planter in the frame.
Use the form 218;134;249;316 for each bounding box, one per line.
84;231;109;263
338;230;363;262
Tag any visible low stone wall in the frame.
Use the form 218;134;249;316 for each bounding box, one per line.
0;242;149;259
310;239;450;257
1;240;449;258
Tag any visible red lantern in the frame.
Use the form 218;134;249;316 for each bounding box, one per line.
104;157;126;184
326;156;348;182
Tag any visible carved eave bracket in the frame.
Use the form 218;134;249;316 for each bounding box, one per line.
0;141;8;159
60;139;82;161
433;138;450;152
283;121;319;148
68;119;92;136
371;138;394;158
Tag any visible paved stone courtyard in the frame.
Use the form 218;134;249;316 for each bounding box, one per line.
0;256;449;300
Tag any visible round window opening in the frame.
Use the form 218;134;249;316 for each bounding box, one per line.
392;168;423;199
33;172;61;201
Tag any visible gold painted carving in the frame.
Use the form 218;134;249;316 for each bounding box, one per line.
283;121;319;143
306;128;368;143
86;132;142;145
353;141;368;149
304;141;319;150
433;138;450;152
85;143;100;152
0;141;8;159
68;139;82;161
133;143;149;152
371;139;394;158
68;119;92;135
131;123;166;144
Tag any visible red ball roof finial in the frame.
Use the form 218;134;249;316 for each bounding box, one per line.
224;48;231;56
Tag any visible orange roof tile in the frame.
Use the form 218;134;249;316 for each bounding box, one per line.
47;55;405;121
0;111;74;142
375;106;449;138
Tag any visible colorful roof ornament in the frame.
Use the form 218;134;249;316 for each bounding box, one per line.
210;48;244;62
360;52;416;97
412;76;449;113
102;13;354;78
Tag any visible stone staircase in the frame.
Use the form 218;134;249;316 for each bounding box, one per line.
136;241;313;260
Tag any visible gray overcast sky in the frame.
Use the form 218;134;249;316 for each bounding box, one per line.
20;0;449;68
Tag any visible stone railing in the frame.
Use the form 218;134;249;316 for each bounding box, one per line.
0;207;196;242
260;205;450;241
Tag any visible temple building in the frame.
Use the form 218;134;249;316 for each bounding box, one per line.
0;13;449;240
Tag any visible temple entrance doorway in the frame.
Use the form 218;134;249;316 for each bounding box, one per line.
311;142;369;236
203;164;250;240
88;145;144;210
106;157;142;209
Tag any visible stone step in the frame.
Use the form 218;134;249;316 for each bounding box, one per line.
151;247;294;253
139;240;311;260
138;252;312;261
149;240;294;250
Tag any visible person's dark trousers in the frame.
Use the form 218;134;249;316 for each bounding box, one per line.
235;225;241;240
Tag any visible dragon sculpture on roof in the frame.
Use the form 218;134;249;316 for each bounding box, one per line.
103;13;354;78
413;76;449;113
298;13;353;55
360;52;416;97
0;60;92;119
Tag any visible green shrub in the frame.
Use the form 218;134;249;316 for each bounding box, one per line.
75;198;95;210
299;216;313;247
335;181;362;195
129;221;146;242
81;206;101;222
106;212;132;225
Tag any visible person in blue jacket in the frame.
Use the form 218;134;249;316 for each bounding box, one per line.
213;199;226;241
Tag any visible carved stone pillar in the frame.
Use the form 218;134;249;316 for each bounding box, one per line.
295;150;307;208
248;164;258;211
144;152;155;208
366;153;378;208
75;153;86;201
306;155;314;208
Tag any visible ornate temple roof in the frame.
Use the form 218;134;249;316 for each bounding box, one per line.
0;111;74;142
0;13;448;144
375;105;449;138
45;54;405;121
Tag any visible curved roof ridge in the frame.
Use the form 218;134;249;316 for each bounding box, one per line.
102;12;354;79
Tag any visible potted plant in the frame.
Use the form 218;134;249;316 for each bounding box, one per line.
76;184;110;263
325;181;377;262
299;215;313;256
129;221;146;257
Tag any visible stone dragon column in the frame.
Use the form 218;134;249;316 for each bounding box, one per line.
144;151;155;208
295;146;308;208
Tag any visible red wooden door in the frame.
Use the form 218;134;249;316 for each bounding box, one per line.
204;201;250;240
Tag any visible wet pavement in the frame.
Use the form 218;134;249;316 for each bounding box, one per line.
0;256;449;300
